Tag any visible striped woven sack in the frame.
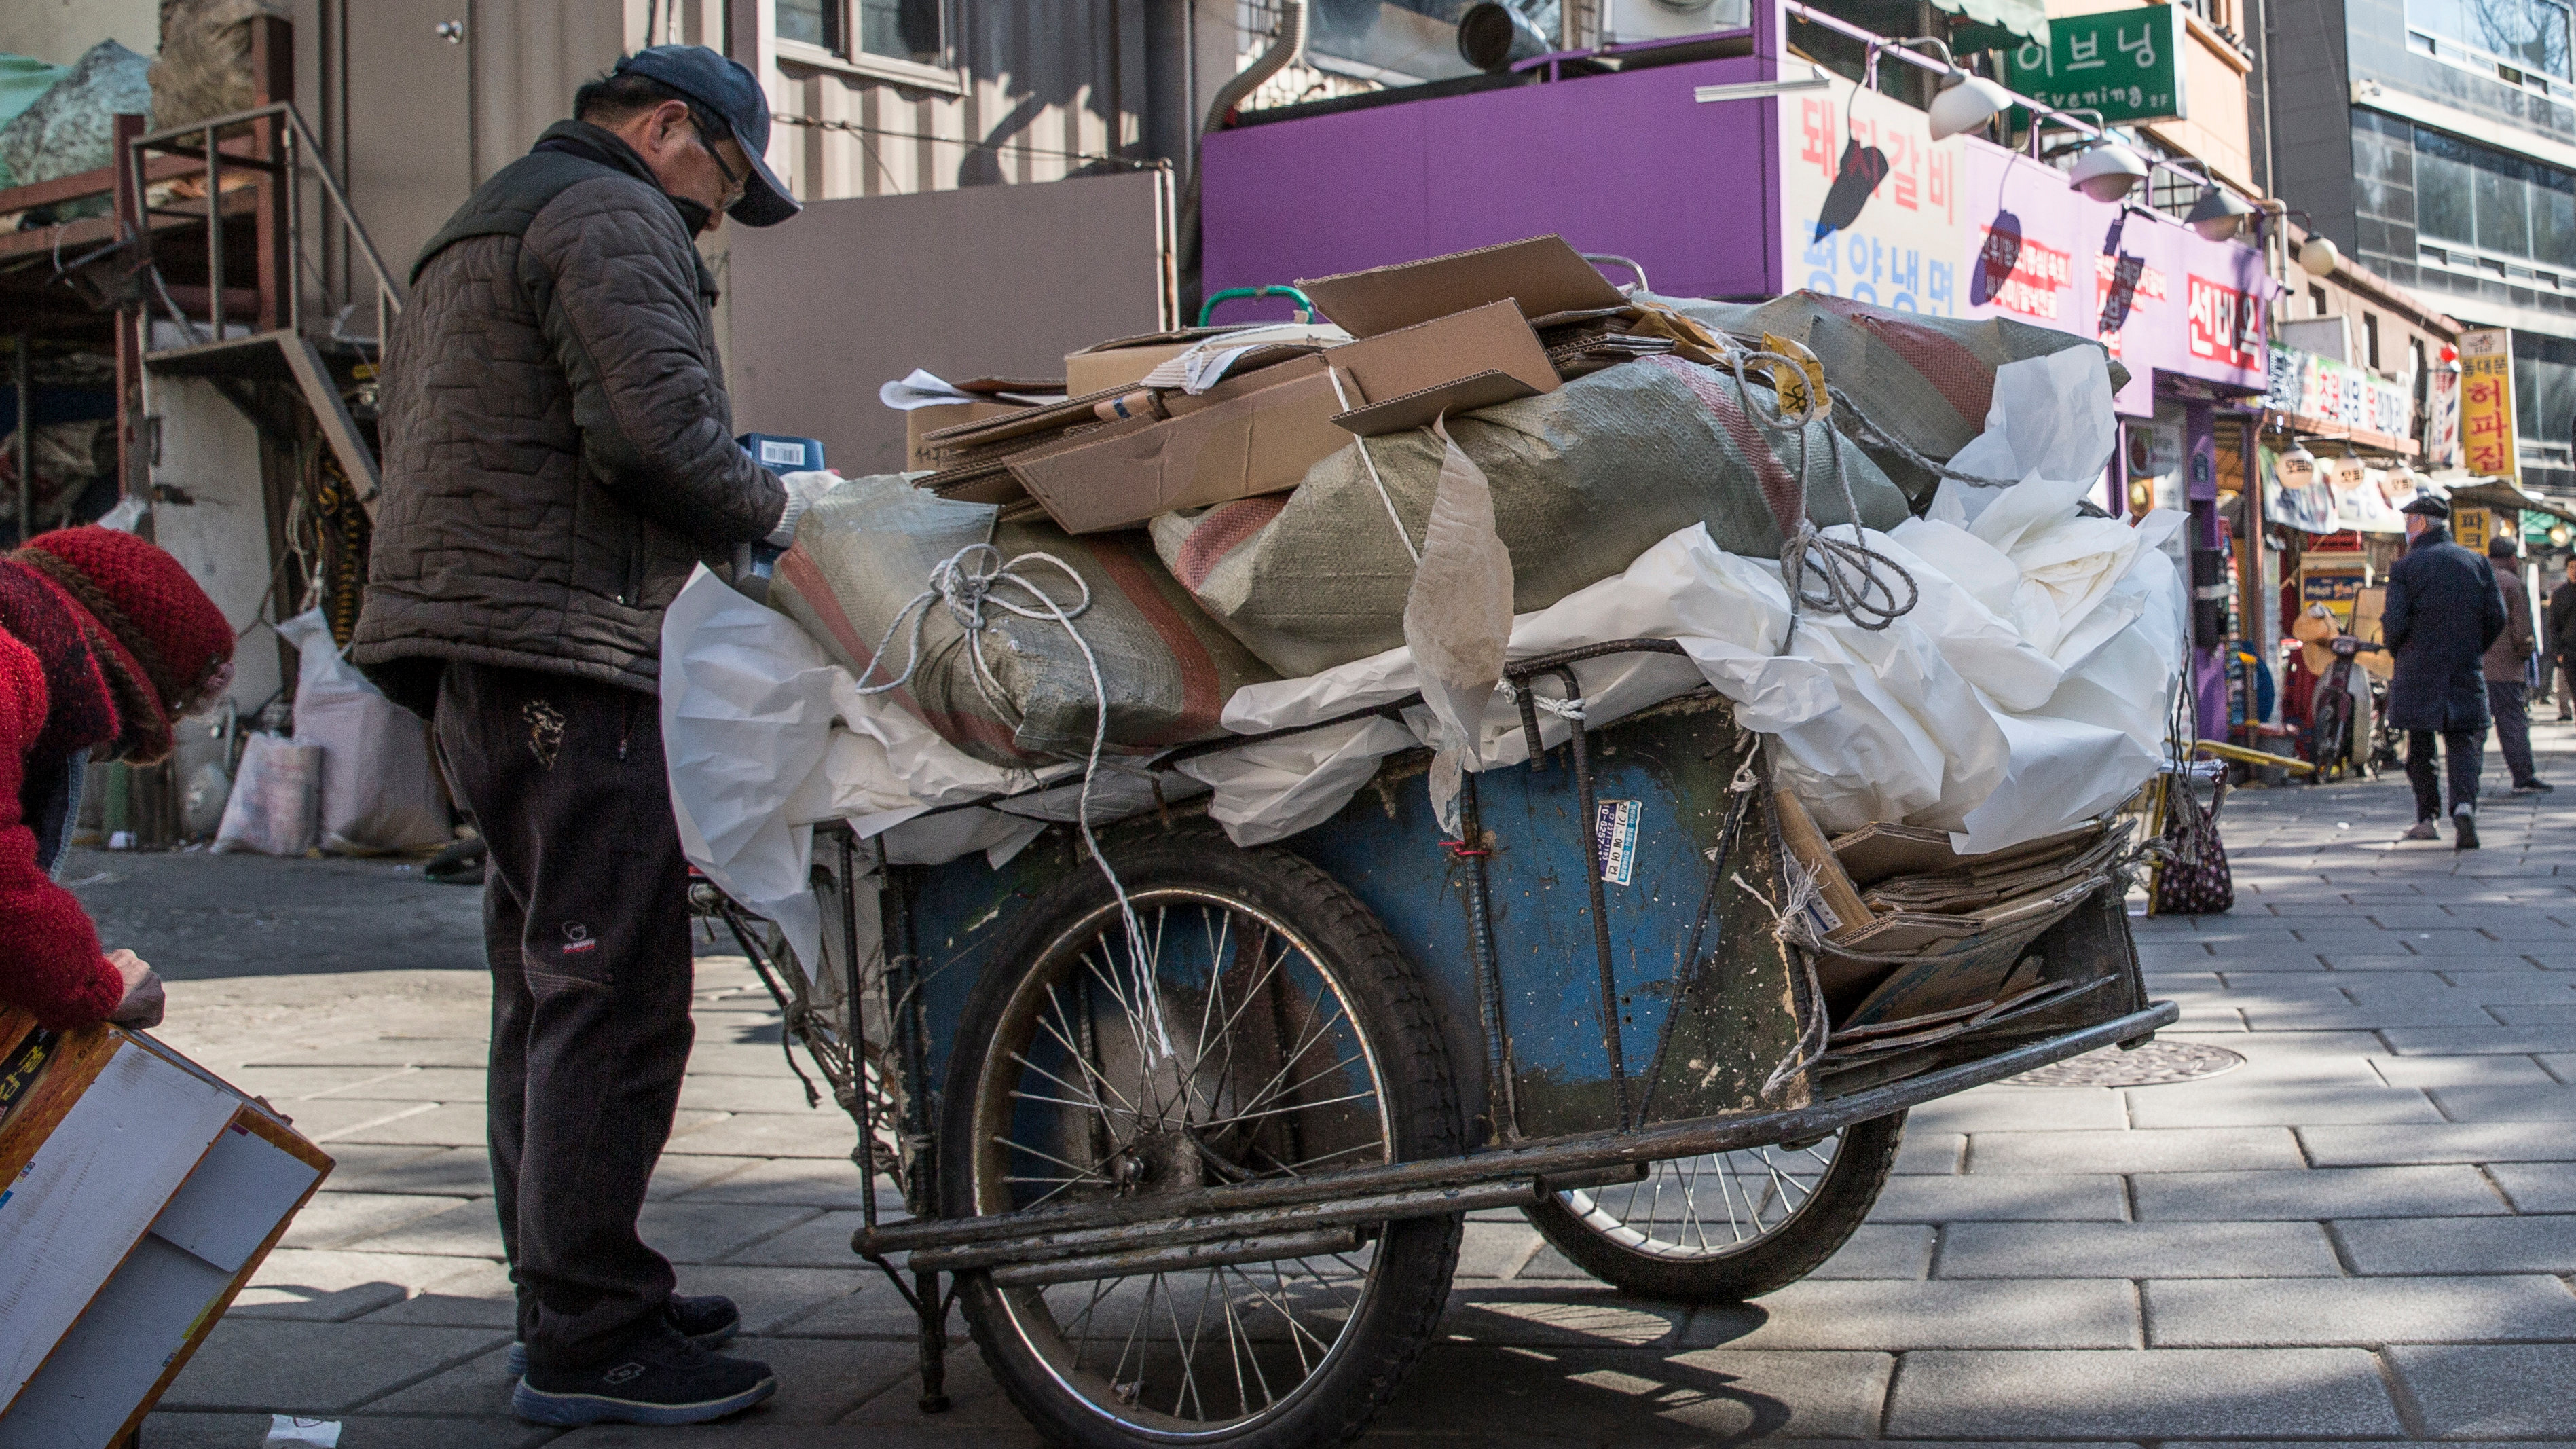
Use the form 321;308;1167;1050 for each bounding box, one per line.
768;476;1277;767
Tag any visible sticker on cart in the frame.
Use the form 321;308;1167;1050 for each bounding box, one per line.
1594;800;1642;886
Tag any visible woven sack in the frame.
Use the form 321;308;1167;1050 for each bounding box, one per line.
1662;291;2130;507
769;476;1278;767
1150;354;1912;678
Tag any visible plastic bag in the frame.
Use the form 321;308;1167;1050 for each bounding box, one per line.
277;610;449;853
210;733;320;855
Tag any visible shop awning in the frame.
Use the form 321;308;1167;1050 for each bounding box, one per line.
2446;479;2576;526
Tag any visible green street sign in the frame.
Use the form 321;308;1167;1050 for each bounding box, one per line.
2006;5;2186;125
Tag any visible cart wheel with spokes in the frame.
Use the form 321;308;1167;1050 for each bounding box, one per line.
1522;1112;1906;1303
940;829;1462;1449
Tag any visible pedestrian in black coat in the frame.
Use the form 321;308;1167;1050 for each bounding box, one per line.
2382;494;2508;847
2549;556;2576;720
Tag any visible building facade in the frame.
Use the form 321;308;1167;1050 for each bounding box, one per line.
2270;0;2576;497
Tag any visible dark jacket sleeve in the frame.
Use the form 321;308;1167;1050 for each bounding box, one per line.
2552;583;2576;655
2479;558;2509;654
2382;569;2416;654
523;175;786;549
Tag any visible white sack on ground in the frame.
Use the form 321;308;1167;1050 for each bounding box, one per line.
277;610;449;854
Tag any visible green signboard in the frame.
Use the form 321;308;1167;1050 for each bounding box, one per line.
2006;5;2187;126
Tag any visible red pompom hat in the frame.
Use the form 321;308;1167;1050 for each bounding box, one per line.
11;527;234;763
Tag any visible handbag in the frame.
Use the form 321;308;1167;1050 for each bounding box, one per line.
2152;773;2234;915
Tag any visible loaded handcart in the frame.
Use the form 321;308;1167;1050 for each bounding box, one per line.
695;654;2172;1449
679;240;2186;1448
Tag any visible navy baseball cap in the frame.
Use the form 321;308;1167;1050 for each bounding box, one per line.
612;45;801;227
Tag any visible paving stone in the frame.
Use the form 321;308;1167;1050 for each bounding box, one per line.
2425;971;2576;1001
678;1074;831;1114
2387;1344;2576;1437
2383;1025;2576;1054
773;1276;961;1340
1512;1244;1596;1280
2489;1161;2576;1212
350;1256;517;1327
1881;1349;2404;1438
141;1413;554;1449
310;1144;491;1197
2131;1164;2507;1220
2120;1084;2443;1128
2300;1120;2576;1164
671;1156;900;1211
1372;1344;1894;1442
671;1109;862;1158
648;1152;761;1200
2426;1084;2576;1121
836;1342;1047;1432
1909;1088;2127;1133
1892;1130;1965;1173
718;1209;870;1267
1455;1219;1542;1279
223;1064;420;1101
2146;1274;2576;1346
1965;1127;2303;1175
322;1101;499;1147
232;1249;501;1322
1871;1173;2129;1222
2370;1054;2562;1088
1934;1221;2344;1279
1808;1223;1933;1279
2336;1214;2576;1273
1682;1278;2136;1350
2241;1000;2501;1030
1441;1290;1687;1346
313;1065;490;1101
281;1193;477;1251
335;1200;510;1258
158;1320;507;1414
281;1098;443;1142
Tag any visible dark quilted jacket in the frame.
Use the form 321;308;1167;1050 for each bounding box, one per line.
354;121;785;711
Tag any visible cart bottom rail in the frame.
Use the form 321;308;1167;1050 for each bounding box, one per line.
854;1002;2178;1265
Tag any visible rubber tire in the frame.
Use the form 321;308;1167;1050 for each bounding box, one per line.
1522;1110;1907;1304
939;828;1463;1449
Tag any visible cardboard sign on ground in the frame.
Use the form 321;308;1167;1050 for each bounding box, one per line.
0;1010;332;1446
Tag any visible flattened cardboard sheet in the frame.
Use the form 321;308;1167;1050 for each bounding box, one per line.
1298;234;1628;338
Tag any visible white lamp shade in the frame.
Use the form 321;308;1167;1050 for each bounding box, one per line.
2299;235;2341;276
2186;185;2253;241
2069;141;2148;202
1928;75;2012;141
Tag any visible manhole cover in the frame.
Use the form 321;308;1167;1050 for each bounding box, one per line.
2008;1039;2245;1088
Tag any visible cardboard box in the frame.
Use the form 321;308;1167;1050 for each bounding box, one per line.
1325;299;1559;435
906;400;1031;471
1010;355;1350;534
0;1009;332;1446
1068;322;1348;398
1298;234;1629;339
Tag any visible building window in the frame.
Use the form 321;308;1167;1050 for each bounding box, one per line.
2311;285;2329;314
2416;124;2576;268
2515;331;2576;448
2366;313;2383;369
776;0;942;66
2409;0;2573;80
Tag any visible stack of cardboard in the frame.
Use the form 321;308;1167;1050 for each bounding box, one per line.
897;234;1666;540
1799;818;2133;1052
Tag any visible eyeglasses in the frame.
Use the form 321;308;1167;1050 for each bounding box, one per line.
691;117;746;210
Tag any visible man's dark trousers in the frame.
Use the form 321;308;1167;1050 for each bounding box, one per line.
435;660;693;1372
2491;679;2539;788
2407;726;2486;822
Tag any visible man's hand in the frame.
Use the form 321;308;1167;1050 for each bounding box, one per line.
107;949;166;1029
763;469;838;547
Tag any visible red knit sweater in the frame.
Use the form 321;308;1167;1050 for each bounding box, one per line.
0;620;122;1027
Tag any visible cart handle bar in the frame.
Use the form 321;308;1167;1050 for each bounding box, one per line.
853;999;2177;1260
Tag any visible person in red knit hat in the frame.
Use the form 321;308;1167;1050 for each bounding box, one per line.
1;525;236;1030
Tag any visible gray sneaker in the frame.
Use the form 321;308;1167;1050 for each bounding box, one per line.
2404;820;2440;841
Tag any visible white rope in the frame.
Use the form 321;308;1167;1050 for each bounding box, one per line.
846;543;1175;1058
1325;367;1422;565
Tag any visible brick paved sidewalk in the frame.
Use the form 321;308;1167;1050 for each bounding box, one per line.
76;720;2576;1446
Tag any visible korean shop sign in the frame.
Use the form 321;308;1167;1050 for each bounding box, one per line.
2459;328;2518;481
1779;75;1966;316
2008;6;2187;125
